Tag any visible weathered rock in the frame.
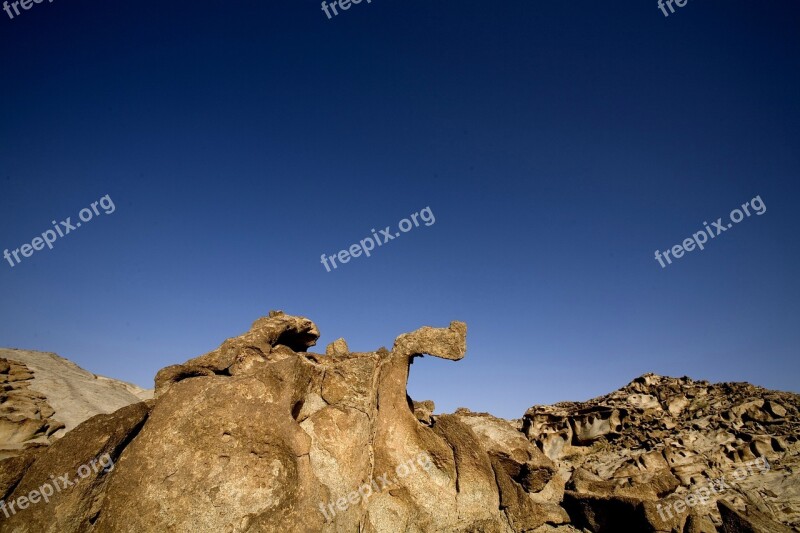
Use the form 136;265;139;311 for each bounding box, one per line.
392;320;467;360
3;313;529;532
562;491;653;532
1;317;798;533
325;338;349;356
0;452;37;500
684;513;717;533
412;400;435;425
154;310;320;395
0;401;150;531
0;357;65;460
525;373;800;531
0;349;151;462
718;499;794;533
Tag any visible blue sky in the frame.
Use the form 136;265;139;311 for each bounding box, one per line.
1;0;798;419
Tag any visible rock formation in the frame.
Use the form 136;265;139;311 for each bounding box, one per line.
0;349;151;462
0;356;63;461
0;313;797;532
524;373;800;532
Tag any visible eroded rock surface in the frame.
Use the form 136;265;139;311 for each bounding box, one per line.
0;348;152;462
0;357;63;460
1;315;798;533
523;373;800;531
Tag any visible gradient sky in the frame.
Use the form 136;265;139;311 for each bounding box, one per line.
1;0;798;419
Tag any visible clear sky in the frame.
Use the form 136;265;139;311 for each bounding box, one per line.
1;0;798;419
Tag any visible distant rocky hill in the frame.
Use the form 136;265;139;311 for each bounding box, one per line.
0;348;152;461
523;373;800;532
0;314;796;532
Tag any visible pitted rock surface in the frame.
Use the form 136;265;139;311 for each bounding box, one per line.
523;373;800;531
1;316;797;532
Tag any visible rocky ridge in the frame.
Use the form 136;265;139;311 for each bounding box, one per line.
0;313;797;533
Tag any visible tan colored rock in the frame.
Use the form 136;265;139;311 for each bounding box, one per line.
0;401;150;532
2;318;799;533
524;372;800;531
685;513;718;533
325;338;349;356
412;400;434;425
154;310;320;395
718;499;794;533
1;357;64;460
4;314;525;532
0;349;150;462
392;320;467;360
0;452;36;500
765;400;787;418
668;395;690;416
522;412;573;461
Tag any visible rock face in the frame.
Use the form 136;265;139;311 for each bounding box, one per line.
524;373;800;532
0;314;798;533
0;349;151;461
0;357;63;460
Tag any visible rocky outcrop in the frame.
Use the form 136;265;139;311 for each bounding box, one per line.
325;338;349;356
523;373;800;531
0;349;152;461
1;313;565;532
0;402;150;531
153;310;320;396
1;314;798;532
0;357;63;460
